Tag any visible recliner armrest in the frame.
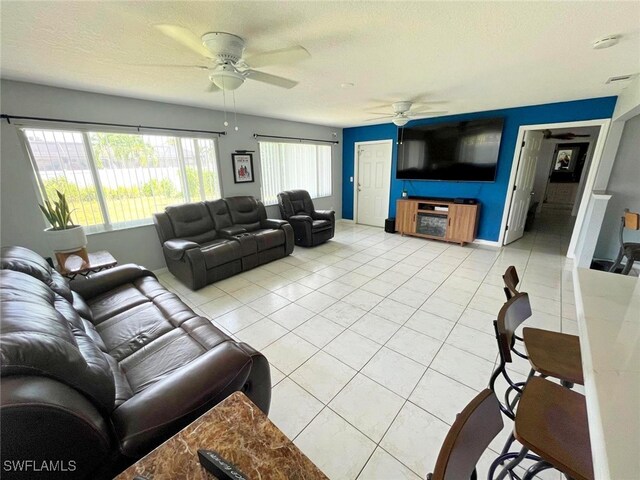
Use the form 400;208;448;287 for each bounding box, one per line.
289;214;313;224
70;264;155;300
218;226;247;238
261;218;288;229
164;239;200;261
313;209;335;221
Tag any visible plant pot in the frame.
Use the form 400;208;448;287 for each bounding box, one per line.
45;225;87;253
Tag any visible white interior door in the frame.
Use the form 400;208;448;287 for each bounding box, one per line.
356;141;392;227
504;130;545;244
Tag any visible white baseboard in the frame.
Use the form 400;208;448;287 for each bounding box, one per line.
473;238;502;248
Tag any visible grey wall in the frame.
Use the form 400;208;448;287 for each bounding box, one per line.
595;114;640;260
0;80;342;269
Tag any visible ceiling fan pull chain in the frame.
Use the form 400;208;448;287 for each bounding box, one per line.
232;90;239;131
222;79;229;127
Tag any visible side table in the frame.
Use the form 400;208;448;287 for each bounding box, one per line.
115;391;328;480
57;250;117;280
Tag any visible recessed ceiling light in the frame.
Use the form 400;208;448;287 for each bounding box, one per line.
592;35;620;50
341;82;354;88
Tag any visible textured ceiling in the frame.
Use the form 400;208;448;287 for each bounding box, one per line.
1;1;639;127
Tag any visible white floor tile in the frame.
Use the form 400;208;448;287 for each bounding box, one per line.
419;295;465;321
318;280;358;299
357;448;421;480
290;351;356;403
248;292;290;316
269;303;315;330
370;298;416;325
263;333;318;374
199;294;243;318
295;408;376;480
430;344;494;391
446;323;497;362
295;291;337;313
405;310;455;341
298;272;334;289
214;305;263;333
324;330;381;370
269;378;323;438
350;313;401;344
273;282;314;302
361;347;426;398
320;301;368;327
270;365;286;386
409;369;478;425
385;327;443;366
458;307;496;336
235;318;288;350
381;402;449;477
229;284;271;304
294;315;345;348
343;288;385;311
387;286;430;309
330;373;404;442
360;278;399;296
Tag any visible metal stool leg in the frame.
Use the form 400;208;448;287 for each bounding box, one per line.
609;247;625;272
522;460;554;479
495;447;529;480
622;257;635;275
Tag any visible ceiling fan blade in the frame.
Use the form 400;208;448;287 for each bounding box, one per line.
245;70;298;89
245;46;310;68
127;63;210;69
409;107;448;114
408;111;448;118
154;24;212;58
365;116;394;122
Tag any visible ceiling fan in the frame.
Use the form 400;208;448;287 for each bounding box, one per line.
542;129;591;140
366;101;447;126
151;25;310;92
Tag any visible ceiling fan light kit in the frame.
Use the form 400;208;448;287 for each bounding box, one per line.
392;116;410;127
210;66;245;90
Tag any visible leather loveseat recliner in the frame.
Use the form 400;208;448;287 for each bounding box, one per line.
277;189;335;247
153;196;294;290
0;246;271;479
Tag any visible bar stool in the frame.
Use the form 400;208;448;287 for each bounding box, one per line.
502;266;583;387
489;293;594;480
427;389;508;480
609;208;640;275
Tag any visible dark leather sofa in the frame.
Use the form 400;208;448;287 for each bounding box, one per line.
0;246;271;479
277;189;335;247
154;196;294;290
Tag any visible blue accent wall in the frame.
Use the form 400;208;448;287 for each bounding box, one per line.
342;96;617;241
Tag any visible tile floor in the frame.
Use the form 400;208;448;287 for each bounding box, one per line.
157;206;579;480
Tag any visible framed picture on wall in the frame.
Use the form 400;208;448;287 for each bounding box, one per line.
553;145;580;172
232;153;254;183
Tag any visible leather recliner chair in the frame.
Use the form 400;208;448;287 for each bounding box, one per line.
277;189;335;247
0;246;271;479
153;196;294;290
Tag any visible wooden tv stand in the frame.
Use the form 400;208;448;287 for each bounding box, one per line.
395;198;479;246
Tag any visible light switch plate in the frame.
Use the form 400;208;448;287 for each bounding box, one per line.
350;176;354;182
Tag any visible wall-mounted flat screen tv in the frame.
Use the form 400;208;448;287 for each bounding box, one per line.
396;118;505;182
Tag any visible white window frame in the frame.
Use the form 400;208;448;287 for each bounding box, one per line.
18;123;223;234
258;140;333;206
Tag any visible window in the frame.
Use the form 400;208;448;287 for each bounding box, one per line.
259;141;332;206
23;128;221;232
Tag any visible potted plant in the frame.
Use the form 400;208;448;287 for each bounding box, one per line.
39;190;87;255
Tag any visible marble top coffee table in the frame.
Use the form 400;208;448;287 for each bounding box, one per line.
115;391;328;480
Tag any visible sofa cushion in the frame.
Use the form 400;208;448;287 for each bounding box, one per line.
1;245;73;302
225;196;264;231
201;239;242;269
205;199;233;230
165;203;217;243
252;228;286;251
312;219;333;231
0;270;116;412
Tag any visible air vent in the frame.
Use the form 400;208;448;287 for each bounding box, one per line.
606;74;637;84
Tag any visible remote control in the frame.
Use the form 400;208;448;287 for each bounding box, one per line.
197;449;248;480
